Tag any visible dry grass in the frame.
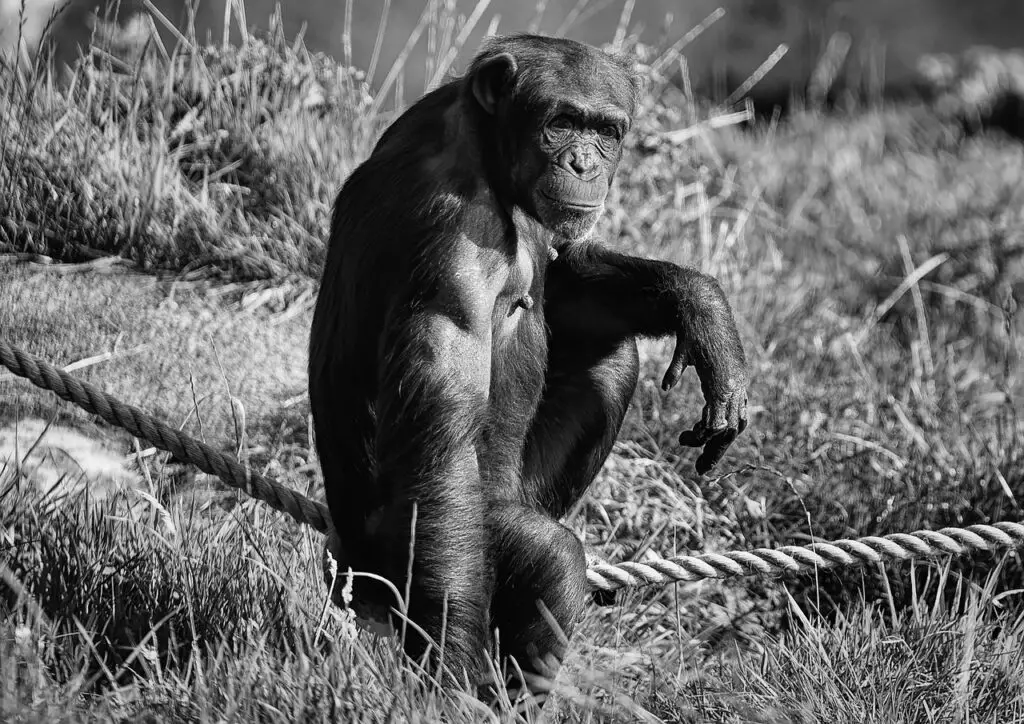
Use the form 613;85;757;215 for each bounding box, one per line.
2;3;1024;722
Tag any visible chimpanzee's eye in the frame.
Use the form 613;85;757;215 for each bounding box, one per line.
549;115;573;132
598;124;619;139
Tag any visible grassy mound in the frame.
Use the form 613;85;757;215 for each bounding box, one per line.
1;19;377;280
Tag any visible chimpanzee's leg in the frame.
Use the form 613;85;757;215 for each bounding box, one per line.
488;331;639;684
524;334;639;518
487;503;588;682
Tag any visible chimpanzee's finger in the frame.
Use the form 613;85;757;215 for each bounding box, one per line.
661;338;689;391
695;428;738;475
678;422;712;447
737;396;749;435
679;400;718;447
678;429;700;447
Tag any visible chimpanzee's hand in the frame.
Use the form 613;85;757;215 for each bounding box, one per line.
661;323;749;475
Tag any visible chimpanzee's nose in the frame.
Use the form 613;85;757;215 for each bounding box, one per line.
566;147;598;178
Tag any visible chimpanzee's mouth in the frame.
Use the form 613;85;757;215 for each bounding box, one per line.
540;191;603;211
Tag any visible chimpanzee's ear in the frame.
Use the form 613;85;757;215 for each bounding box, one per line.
471;52;517;114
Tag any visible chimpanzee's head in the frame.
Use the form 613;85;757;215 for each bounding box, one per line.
467;34;641;240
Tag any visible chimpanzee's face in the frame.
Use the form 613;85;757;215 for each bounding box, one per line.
530;94;632;240
469;35;639;240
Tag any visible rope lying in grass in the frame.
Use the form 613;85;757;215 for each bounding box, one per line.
3;338;1023;594
584;523;1024;591
0;339;332;535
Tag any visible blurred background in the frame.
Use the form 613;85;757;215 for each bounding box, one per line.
3;0;1024;104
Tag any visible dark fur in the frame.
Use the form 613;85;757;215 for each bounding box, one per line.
309;34;748;688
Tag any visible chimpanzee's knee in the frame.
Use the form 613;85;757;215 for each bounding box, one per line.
489;508;588;679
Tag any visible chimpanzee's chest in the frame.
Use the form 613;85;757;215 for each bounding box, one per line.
475;233;550;488
488;236;548;419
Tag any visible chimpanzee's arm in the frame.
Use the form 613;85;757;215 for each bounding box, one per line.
372;298;492;679
546;241;749;473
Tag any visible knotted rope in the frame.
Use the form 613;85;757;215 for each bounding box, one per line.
3;338;1022;594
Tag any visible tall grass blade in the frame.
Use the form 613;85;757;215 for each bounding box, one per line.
371;0;434;115
342;0;353;70
651;7;725;74
611;0;635;51
725;43;789;106
554;0;591;36
367;0;392;86
528;0;549;33
427;0;491;91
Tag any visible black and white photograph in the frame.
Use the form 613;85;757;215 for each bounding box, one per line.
1;0;1023;720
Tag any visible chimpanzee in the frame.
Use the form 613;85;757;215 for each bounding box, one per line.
309;34;748;689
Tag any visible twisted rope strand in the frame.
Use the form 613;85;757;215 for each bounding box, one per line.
3;339;1022;594
0;339;331;534
585;523;1024;592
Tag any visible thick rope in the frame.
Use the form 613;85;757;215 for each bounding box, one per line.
585;523;1024;591
0;339;331;534
3;339;1023;594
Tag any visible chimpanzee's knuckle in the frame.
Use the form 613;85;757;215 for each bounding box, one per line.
708;414;729;432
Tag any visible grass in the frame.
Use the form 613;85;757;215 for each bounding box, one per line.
2;3;1024;722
